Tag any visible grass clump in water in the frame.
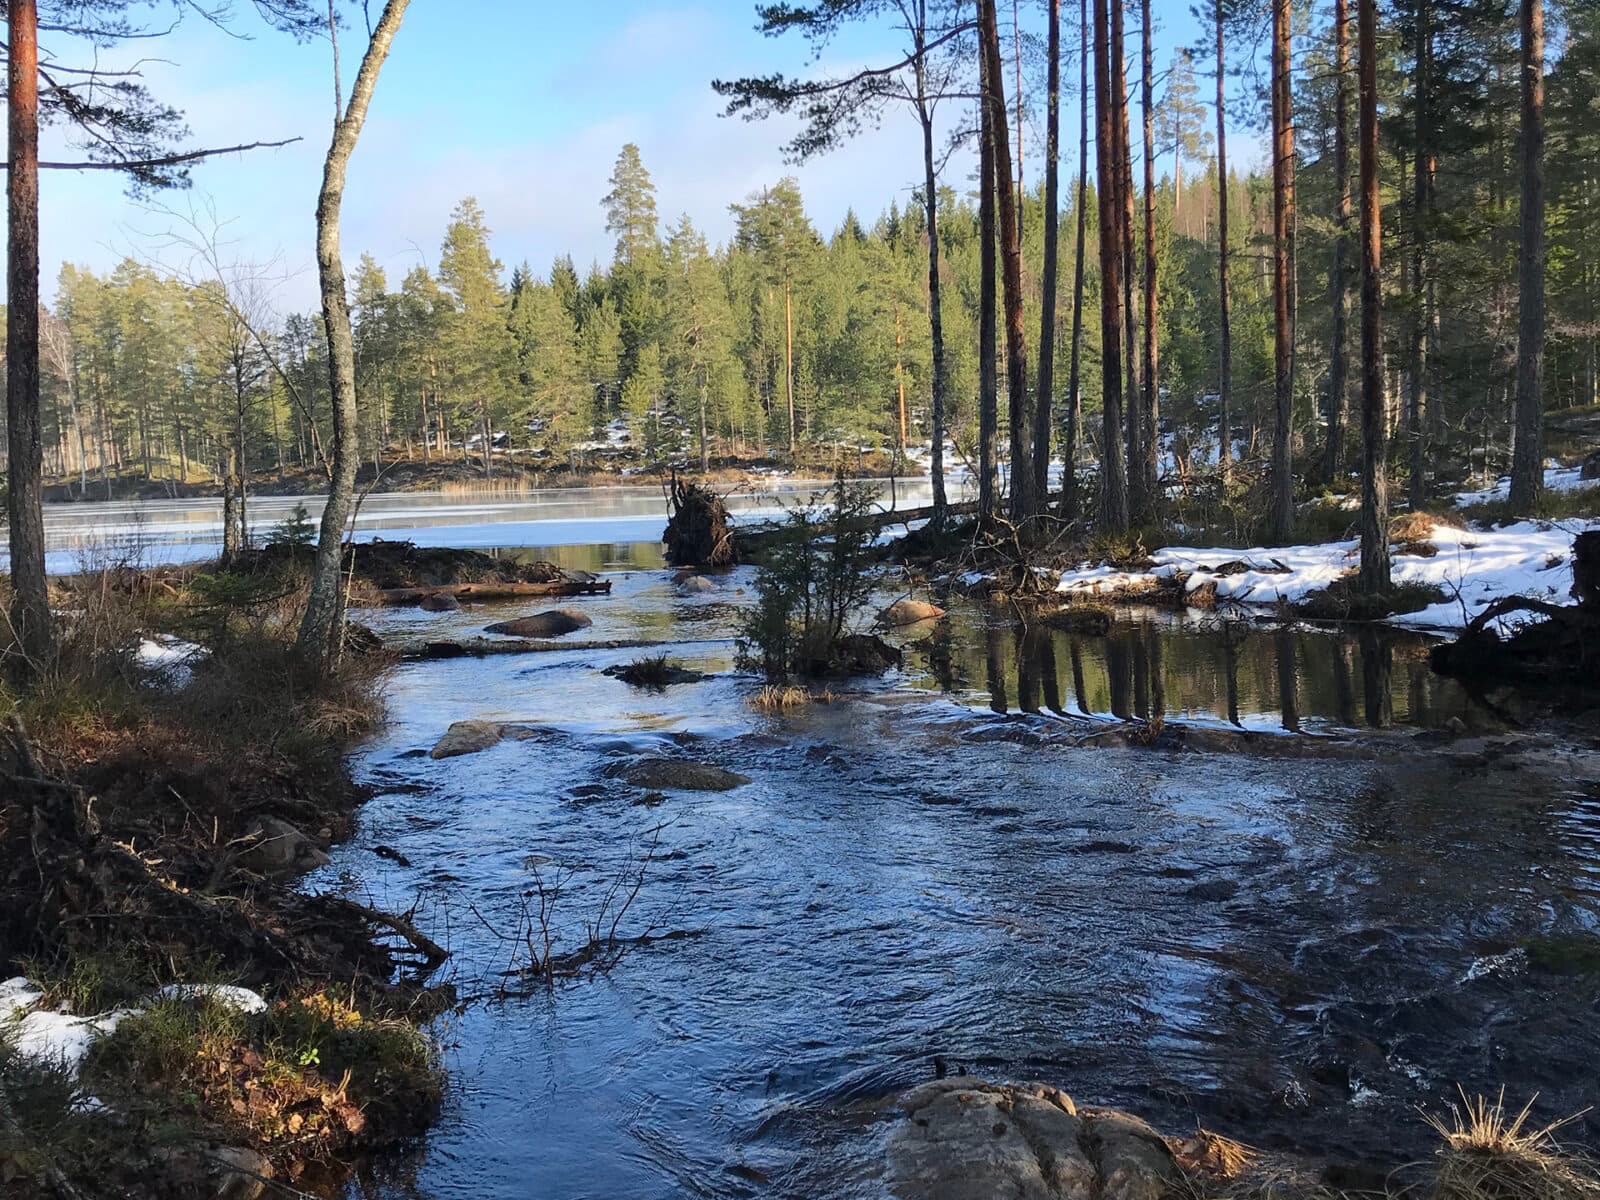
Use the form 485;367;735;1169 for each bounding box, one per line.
750;684;836;712
1425;1089;1600;1200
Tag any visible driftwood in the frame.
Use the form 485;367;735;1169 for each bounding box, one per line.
404;637;695;660
367;579;612;605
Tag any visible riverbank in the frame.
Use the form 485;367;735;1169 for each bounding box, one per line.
0;570;450;1198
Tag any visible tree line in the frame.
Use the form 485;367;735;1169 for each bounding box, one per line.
3;0;1587;665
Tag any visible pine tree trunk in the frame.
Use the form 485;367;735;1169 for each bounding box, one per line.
1035;0;1062;507
784;273;796;454
299;0;411;667
1357;0;1391;596
918;61;950;521
1509;0;1545;513
1323;0;1351;484
978;44;1000;529
980;0;1034;522
1141;0;1160;507
1115;6;1142;522
1270;0;1296;542
1095;0;1128;531
1407;6;1433;511
1062;0;1090;521
1216;0;1233;486
6;0;51;665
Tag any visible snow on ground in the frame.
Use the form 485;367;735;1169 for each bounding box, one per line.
1052;517;1596;631
2;976;266;1081
1452;462;1597;507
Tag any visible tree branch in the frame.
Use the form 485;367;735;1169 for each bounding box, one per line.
3;137;302;171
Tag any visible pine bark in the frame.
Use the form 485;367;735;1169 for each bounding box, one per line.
1062;0;1090;520
1270;0;1296;542
1357;0;1391;595
1407;0;1433;510
979;0;1034;521
299;0;411;665
1141;0;1159;506
1509;0;1545;513
1215;0;1233;487
978;45;1000;528
1115;1;1142;521
6;0;51;664
917;40;950;521
1035;0;1063;507
1323;0;1351;484
1095;0;1129;530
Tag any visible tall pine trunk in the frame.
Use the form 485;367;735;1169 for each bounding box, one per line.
1141;0;1160;506
1215;0;1233;487
1407;2;1433;511
6;0;51;665
1062;0;1090;521
1095;0;1129;530
299;0;411;666
1509;0;1545;513
917;42;950;522
1035;0;1063;507
1270;0;1296;542
1323;0;1351;484
1357;0;1391;595
979;0;1034;521
978;44;1000;528
1115;3;1142;522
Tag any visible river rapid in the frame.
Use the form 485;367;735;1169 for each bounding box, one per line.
42;488;1600;1198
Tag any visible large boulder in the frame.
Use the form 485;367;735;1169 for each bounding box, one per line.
484;609;593;638
675;575;718;595
610;757;751;792
882;598;946;626
429;720;505;759
419;592;462;613
888;1078;1177;1200
237;816;330;876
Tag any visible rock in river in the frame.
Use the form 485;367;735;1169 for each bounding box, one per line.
676;575;718;595
484;609;593;638
610;757;751;792
888;1078;1178;1200
430;720;506;759
237;816;330;876
882;598;946;626
419;592;462;613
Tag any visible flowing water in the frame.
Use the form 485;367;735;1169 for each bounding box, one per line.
39;491;1600;1197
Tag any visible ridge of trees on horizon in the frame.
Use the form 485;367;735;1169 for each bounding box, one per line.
3;0;1587;662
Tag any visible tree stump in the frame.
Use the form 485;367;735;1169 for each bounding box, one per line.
663;475;736;568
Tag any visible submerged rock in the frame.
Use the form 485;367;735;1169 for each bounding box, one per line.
238;816;330;875
888;1078;1178;1200
611;757;751;792
484;609;593;638
429;719;505;759
882;598;946;626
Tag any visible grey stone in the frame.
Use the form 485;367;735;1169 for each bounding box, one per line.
484;609;592;637
418;593;461;613
611;757;751;792
429;719;504;759
237;816;329;876
882;598;946;626
888;1079;1178;1200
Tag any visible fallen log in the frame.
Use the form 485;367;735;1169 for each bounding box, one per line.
736;498;981;558
366;580;612;606
404;636;726;660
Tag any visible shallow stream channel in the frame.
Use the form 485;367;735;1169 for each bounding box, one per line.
317;538;1600;1199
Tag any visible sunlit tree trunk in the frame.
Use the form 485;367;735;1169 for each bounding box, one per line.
1095;0;1128;530
1269;0;1296;542
1509;0;1545;513
978;44;1000;527
1357;0;1391;596
1323;0;1351;485
1216;0;1232;487
1034;0;1062;507
299;0;411;666
1141;0;1159;507
1061;0;1090;520
6;0;52;665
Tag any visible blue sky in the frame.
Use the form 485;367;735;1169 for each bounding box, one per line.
33;0;1234;311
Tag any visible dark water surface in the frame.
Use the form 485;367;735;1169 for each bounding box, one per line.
325;544;1600;1200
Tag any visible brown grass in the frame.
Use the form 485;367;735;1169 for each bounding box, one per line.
1425;1090;1600;1200
749;684;837;712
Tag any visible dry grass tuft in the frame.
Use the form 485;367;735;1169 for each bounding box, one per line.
1171;1129;1260;1179
749;684;836;712
1425;1089;1600;1200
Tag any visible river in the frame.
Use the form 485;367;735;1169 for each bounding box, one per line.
43;488;1600;1198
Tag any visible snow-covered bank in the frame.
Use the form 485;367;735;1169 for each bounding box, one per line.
1048;518;1599;631
1452;462;1598;506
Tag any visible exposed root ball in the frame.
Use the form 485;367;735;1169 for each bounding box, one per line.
664;477;736;568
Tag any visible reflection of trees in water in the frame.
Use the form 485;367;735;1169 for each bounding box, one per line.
929;608;1475;731
1360;629;1394;728
1276;627;1301;732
